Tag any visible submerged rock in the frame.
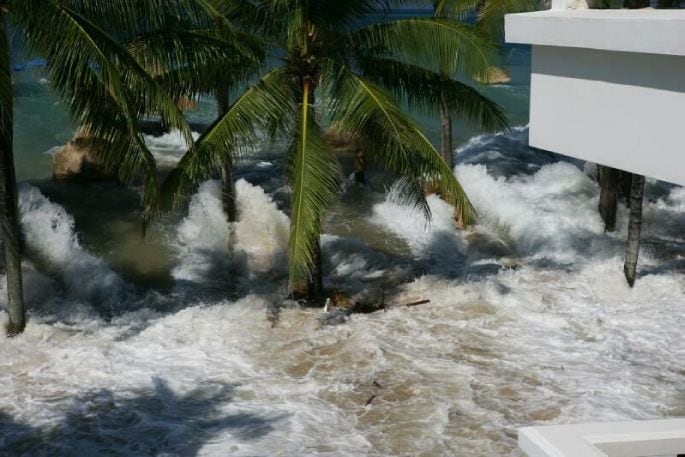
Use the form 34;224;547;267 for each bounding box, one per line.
323;128;360;151
52;128;114;181
474;67;511;85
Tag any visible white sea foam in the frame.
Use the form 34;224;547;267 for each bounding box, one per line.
1;128;685;456
144;130;200;166
457;162;611;263
173;179;290;286
16;185;129;308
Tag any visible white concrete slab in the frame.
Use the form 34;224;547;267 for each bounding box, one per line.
520;419;685;457
506;10;685;57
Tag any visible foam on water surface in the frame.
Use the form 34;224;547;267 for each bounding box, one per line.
11;185;130;314
173;179;290;292
1;128;684;456
145;130;201;166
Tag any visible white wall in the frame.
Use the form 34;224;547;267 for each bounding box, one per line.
529;45;685;186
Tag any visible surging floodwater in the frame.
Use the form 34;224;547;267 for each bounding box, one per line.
1;126;685;456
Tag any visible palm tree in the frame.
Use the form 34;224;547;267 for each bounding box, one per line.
126;2;267;225
430;0;538;165
0;2;23;336
2;0;195;335
162;0;507;301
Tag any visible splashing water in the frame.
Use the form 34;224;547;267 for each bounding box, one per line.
1;128;684;456
14;185;130;311
145;130;201;167
173;179;290;290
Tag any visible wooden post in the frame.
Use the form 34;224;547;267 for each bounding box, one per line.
0;10;26;336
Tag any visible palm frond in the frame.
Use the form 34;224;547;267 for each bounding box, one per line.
432;0;479;18
476;0;539;39
432;0;539;38
127;27;265;102
357;56;507;131
286;79;341;292
160;67;295;211
349;17;497;78
323;59;476;224
11;0;198;221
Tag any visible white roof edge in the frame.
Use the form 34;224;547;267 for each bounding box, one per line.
519;419;685;457
505;10;685;56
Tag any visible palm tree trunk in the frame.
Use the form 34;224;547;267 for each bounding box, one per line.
598;165;620;232
217;87;237;223
354;148;366;185
624;174;645;288
220;161;237;223
308;240;323;300
306;81;324;302
440;95;453;167
0;12;25;336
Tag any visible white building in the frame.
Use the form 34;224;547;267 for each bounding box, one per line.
506;4;685;187
506;3;685;456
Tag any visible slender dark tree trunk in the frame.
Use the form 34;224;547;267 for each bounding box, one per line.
353;148;366;185
0;13;25;336
598;165;620;232
624;174;645;288
440;95;453;167
217;86;237;223
308;239;323;300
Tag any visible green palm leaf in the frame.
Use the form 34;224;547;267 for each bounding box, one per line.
12;0;195;220
127;27;265;103
432;0;539;38
357;56;507;131
160;68;295;210
349;17;497;78
286;80;341;293
323;59;476;224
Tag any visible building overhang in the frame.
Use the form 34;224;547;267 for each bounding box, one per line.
506;9;685;57
505;9;685;186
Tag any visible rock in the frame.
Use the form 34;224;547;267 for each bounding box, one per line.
323;289;386;318
176;96;198;112
474;67;511;85
327;289;354;311
52;128;114;181
323;127;360;151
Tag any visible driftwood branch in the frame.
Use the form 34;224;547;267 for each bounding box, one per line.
404;299;431;308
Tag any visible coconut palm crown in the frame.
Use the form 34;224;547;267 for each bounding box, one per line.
1;0;221;334
161;0;508;298
434;0;540;38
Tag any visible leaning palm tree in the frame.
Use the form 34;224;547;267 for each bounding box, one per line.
126;3;267;224
429;0;537;165
162;0;507;301
1;0;199;335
